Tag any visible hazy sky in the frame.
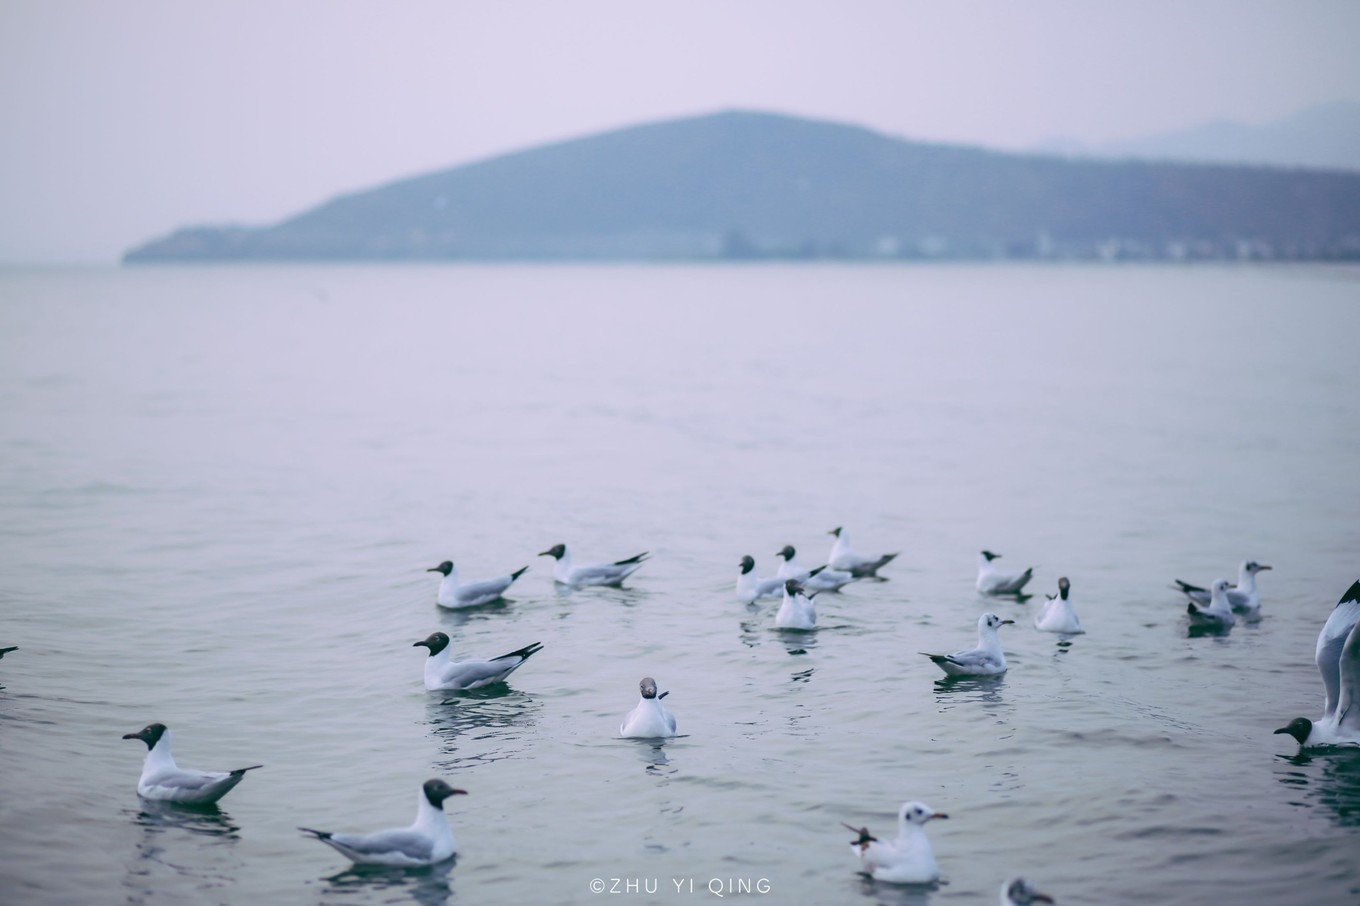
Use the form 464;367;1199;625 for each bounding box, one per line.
2;0;1358;263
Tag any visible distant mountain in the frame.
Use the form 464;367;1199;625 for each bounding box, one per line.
125;110;1360;263
1038;100;1360;172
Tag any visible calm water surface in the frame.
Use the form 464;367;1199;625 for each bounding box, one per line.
1;263;1358;905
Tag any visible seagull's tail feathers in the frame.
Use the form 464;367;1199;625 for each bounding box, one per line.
494;641;544;662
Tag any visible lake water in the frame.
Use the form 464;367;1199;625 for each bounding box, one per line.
1;263;1358;905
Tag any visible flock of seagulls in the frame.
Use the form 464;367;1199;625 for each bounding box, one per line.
3;529;1355;898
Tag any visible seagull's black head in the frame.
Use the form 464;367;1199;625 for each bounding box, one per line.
828;527;843;537
423;778;468;809
784;578;805;596
981;550;1000;562
413;632;450;656
639;676;659;699
739;555;755;574
122;722;167;750
776;545;796;561
427;561;453;576
1058;576;1070;600
1274;717;1312;744
538;544;566;560
1246;561;1272;573
1006;877;1055;905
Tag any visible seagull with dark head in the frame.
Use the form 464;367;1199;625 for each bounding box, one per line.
299;779;467;866
122;723;261;805
412;631;543;691
426;559;529;609
538;543;648;588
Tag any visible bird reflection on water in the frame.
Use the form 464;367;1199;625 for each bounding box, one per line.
316;858;455;906
1275;748;1360;829
123;802;241;904
424;692;542;771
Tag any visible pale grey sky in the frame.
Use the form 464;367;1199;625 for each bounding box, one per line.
2;0;1357;263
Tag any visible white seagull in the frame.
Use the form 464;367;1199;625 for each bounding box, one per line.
620;676;677;738
412;631;543;691
922;613;1013;676
976;550;1034;595
1002;876;1056;905
1274;579;1360;749
737;555;786;603
121;723;262;805
1034;576;1082;634
299;779;466;866
539;543;648;588
1185;578;1236;629
775;578;818;631
827;526;898;577
1173;560;1271;616
844;800;947;884
427;560;529;609
774;545;854;592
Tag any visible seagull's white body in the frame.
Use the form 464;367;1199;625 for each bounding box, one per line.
775;580;817;631
1001;876;1056;905
922;613;1012;676
1034;577;1082;634
1186;579;1236;629
775;546;855;592
620;677;677;738
541;544;648;588
976;551;1034;595
1174;560;1270;617
414;632;543;691
300;780;464;866
428;561;528;609
827;527;898;577
1276;580;1360;749
736;556;785;603
848;801;946;884
123;725;261;806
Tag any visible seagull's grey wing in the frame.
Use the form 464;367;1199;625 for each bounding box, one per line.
946;648;1003;670
1317;584;1360;717
1225;589;1249;607
458;576;514;601
1333;621;1360;733
328;828;434;863
571;563;631;583
147;767;230;793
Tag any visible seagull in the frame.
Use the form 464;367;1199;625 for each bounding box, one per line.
1173;560;1271;616
774;545;854;592
845;800;947;884
299;779;466;866
1002;876;1056;905
775;578;818;631
412;631;543;691
0;646;16;659
1274;579;1360;749
121;723;262;805
427;560;529;609
1185;578;1236;629
620;676;677;738
922;613;1013;676
538;543;648;588
1034;576;1082;634
976;550;1034;595
827;527;898;577
737;555;786;603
